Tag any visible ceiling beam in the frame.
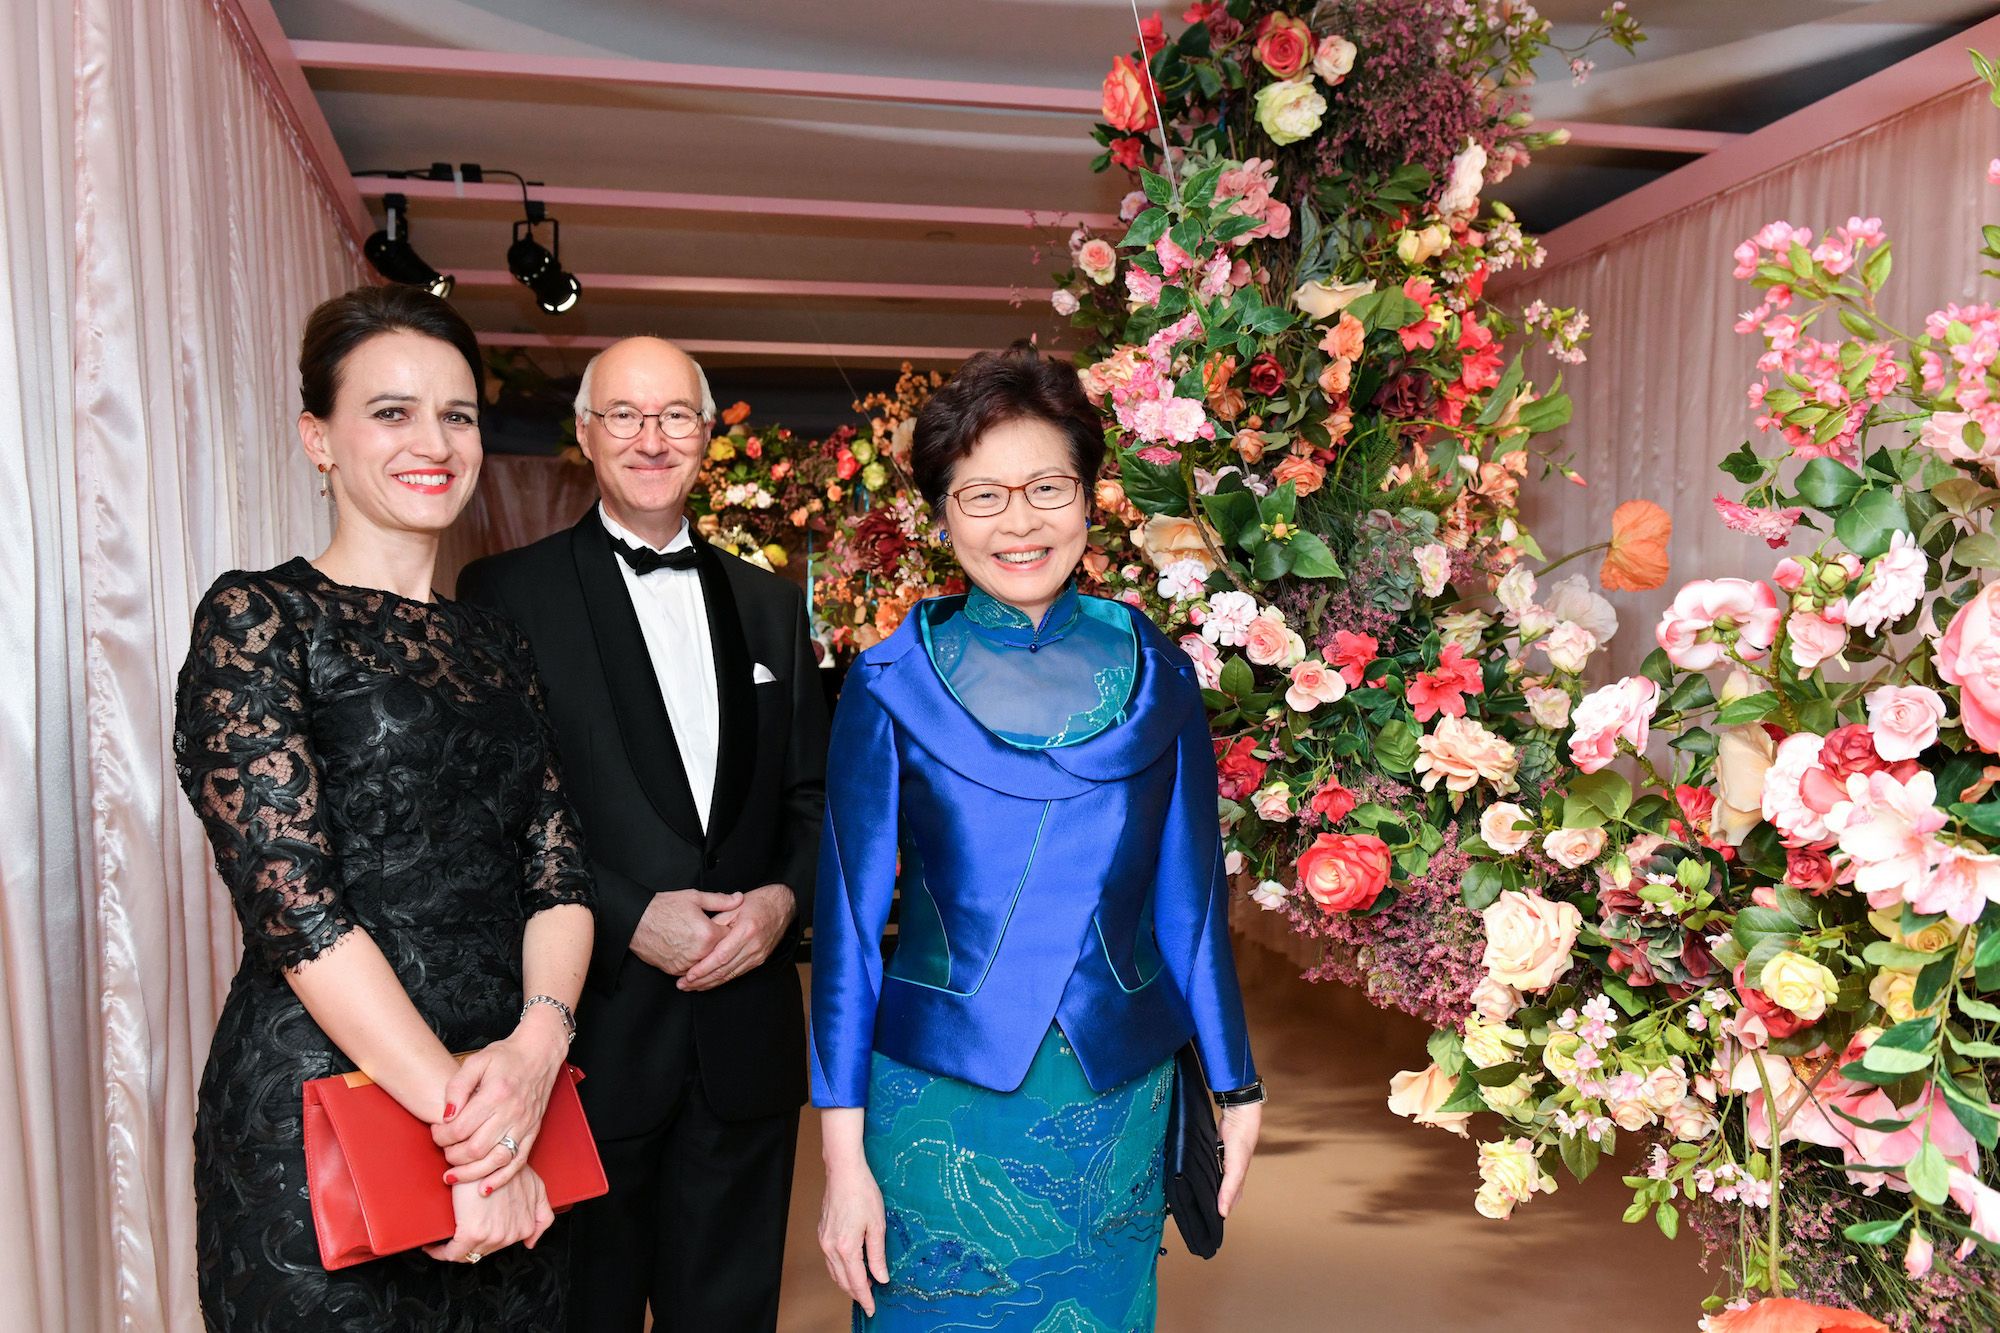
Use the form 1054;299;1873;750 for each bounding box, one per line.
477;332;991;364
295;39;1101;115
298;40;1717;158
1516;12;2000;278
1538;120;1741;155
217;3;373;245
452;270;1026;303
356;176;1119;231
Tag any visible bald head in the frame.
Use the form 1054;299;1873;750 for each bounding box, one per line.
574;337;715;425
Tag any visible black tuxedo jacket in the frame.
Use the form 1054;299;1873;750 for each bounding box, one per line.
458;513;827;1137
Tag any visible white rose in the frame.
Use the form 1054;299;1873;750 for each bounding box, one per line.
1542;620;1599;674
1525;685;1572;729
1542;826;1606;869
1461;1014;1527;1069
1541;574;1619;645
1050;287;1080;316
1469;975;1522;1023
1414;542;1451;598
1437;608;1493;654
1496;564;1538;623
1254;78;1328;147
1293;277;1375;321
1437;140;1489;217
1481;1075;1537;1118
1312;34;1357;84
1480;890;1583;992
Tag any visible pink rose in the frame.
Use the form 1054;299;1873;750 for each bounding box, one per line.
1846;530;1927;635
1785;608;1848;671
1177;633;1222;690
1479;801;1533;855
1655;578;1780;669
1936;581;2000;752
1251;782;1294;823
1867;684;1947;761
1825;768;1945;910
1524;685;1571;729
1243;609;1297;667
1076;237;1118;285
1566;676;1660;774
1480;890;1583;992
1414;716;1519;793
1773;558;1806;591
1542;827;1605;869
1387;1064;1471;1137
1285;658;1346;712
1910;844;2000;924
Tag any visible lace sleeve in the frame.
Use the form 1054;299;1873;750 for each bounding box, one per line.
515;643;595;916
173;575;358;970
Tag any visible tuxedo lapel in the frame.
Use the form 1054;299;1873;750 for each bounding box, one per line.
695;537;758;849
568;515;706;846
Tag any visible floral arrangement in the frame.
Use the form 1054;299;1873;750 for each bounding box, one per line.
1375;140;2000;1327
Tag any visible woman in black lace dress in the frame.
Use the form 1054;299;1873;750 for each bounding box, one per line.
173;286;594;1331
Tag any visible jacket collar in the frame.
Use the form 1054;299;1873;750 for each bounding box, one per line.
858;596;1194;799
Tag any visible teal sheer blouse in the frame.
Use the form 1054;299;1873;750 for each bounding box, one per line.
917;583;1137;750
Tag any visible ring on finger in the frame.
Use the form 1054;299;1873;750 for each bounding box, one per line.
466;1251;483;1264
497;1131;520;1160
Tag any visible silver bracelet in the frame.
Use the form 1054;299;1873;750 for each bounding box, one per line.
521;994;576;1043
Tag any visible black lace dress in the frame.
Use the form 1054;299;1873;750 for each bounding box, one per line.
173;557;595;1332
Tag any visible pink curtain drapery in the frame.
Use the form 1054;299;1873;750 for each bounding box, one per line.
2;0;364;1328
1511;79;2000;678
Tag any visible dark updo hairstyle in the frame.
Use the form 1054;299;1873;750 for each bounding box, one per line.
298;284;483;418
910;341;1105;508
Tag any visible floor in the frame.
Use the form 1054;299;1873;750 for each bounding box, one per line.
775;940;1719;1332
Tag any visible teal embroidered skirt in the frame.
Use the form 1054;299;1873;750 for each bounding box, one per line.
858;1027;1173;1332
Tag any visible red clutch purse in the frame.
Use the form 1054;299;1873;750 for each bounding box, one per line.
302;1060;608;1270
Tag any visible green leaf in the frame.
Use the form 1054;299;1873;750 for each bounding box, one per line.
1436;1074;1486;1115
1795;457;1866;509
1952;801;2000;838
1914;953;1956;1014
1560;1133;1600;1182
1833;489;1911;560
1670;729;1718;757
1218;656;1254;700
1376;720;1418;774
1201;489;1260;547
1251;541;1290;581
1515;393;1573;435
1958;992;2000;1022
1284;530;1342;579
1939;1075;2000;1149
1655;1202;1679;1240
1714;692;1781;726
1121;207;1169;250
1843;1214;1909;1245
1569;770;1633;822
1117;451;1189;517
1863;940;1944;970
1664;673;1716;713
1427;1028;1466;1077
1639;648;1676;686
1719;442;1766;484
1908;1141;1951;1206
1182;162;1222;209
1461;861;1506;911
1140;169;1172;206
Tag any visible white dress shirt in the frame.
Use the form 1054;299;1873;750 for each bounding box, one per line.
600;504;719;828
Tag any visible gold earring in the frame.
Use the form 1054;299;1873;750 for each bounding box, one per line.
317;463;329;498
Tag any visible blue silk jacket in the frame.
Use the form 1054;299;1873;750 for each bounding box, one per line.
808;596;1257;1107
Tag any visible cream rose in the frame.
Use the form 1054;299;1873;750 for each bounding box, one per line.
1254;78;1328;146
1541;1031;1584;1083
1251;782;1294;823
1474;1137;1555;1220
1461;1014;1527;1069
1639;1060;1690;1114
1479;802;1533;855
1758;950;1838;1023
1662;1096;1721;1142
1469;975;1522;1023
1414;715;1519;793
1312;34;1357;84
1480;890;1582;992
1713;721;1777;845
1293;277;1376;321
1387;1064;1472;1137
1135;513;1221;573
1524;685;1571;729
1541;826;1606;869
1869;968;1922;1023
1867;907;1963;958
1609;1097;1656;1132
1481;1075;1537;1118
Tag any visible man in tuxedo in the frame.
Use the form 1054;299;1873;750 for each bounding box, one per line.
457;336;826;1331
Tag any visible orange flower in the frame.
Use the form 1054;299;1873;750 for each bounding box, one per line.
1324;405;1354;446
721;400;752;426
1706;1298;1888;1333
1101;55;1157;133
1319;312;1365;361
1602;499;1672;591
1271;455;1325;496
1317;359;1351;397
1233;429;1268;465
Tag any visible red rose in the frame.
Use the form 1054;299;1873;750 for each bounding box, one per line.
852;509;911;576
1102;55;1157;134
1207;13;1243;44
744;437;763;460
1245;353;1285;396
1731;962;1810;1039
835;448;859;480
1109;136;1147;172
1296;832;1391;913
1801;724;1918;813
1784;847;1837;894
1138;11;1166;55
1214;736;1267;801
1252;12;1311;79
1310;782;1357;825
1373;364;1435;420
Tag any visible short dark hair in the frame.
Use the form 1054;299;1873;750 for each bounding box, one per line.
298;284;483;418
910;342;1105;508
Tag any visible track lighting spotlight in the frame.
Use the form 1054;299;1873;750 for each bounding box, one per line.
509;203;581;315
364;194;453;298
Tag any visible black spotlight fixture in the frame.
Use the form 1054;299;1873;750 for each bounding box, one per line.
507;200;581;315
364;194;453;298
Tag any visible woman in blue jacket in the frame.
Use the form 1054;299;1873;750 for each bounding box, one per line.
812;344;1263;1329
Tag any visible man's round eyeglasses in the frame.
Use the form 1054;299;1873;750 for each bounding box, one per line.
947;475;1083;519
587;406;707;441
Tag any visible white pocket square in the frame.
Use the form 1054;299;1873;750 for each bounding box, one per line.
752;662;779;684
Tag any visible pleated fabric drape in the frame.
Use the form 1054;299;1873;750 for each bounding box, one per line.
1;0;363;1327
1512;81;2000;679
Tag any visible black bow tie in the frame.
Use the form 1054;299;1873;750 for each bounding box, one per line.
613;537;701;575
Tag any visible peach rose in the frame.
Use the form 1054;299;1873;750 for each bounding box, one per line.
1317;358;1352;396
1469;975;1522;1023
1662;1096;1720;1142
1285;658;1346;712
1414;715;1519;793
1541;827;1605;869
1101;55;1157;133
1296;831;1391;912
1867;684;1947;762
1251;782;1294;823
1244;609;1303;668
1387;1064;1471;1137
1076;237;1118;285
1479;802;1533;854
1136;513;1221;573
1319;311;1365;361
1713;720;1777;846
1480;890;1582;991
1270;455;1325;497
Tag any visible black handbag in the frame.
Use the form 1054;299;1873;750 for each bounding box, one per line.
1163;1044;1225;1259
